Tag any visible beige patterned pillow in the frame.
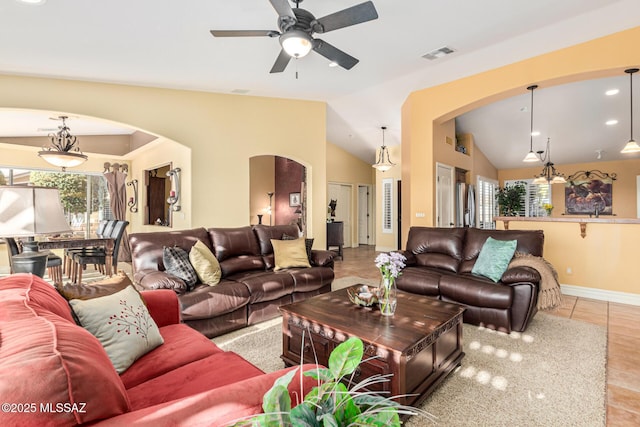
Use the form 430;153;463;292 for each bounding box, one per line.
70;285;164;374
189;240;222;285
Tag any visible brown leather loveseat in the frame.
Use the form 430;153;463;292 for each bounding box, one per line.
129;224;334;338
396;227;544;333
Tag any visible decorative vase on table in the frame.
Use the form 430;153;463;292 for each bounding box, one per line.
378;277;398;316
374;252;406;317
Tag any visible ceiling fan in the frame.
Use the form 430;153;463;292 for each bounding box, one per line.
210;0;378;73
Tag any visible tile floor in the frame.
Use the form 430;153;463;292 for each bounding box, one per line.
333;245;640;426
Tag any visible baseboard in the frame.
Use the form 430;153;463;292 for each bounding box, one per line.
561;283;640;306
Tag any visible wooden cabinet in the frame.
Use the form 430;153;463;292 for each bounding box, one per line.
326;221;344;259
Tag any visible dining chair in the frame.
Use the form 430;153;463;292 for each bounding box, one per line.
71;220;129;284
3;237;63;285
63;219;113;276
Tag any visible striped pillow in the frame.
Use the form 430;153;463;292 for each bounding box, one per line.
163;246;198;289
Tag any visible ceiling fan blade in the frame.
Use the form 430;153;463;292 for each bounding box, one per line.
210;30;278;37
269;0;296;20
314;1;378;33
313;39;359;70
270;49;292;73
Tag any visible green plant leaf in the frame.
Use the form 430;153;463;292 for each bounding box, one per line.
262;384;292;424
290;402;319;427
318;413;339;427
328;337;363;379
304;367;333;382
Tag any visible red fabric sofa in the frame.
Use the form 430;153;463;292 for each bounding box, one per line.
0;274;316;426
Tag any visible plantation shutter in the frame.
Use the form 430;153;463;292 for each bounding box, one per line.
382;178;393;233
476;176;498;229
505;179;551;217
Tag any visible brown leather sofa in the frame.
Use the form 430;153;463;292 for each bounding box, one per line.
396;227;544;333
129;224;334;338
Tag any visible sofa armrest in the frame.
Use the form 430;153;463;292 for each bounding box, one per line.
92;364;321;427
140;290;181;327
135;269;188;294
500;266;541;284
310;249;335;268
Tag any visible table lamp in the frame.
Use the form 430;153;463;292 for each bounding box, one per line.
0;186;72;277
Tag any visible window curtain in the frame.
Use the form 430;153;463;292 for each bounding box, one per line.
104;163;131;262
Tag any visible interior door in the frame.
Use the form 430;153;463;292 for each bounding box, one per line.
436;163;455;227
358;185;371;245
328;183;352;247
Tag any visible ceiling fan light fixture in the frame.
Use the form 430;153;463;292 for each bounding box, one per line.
280;30;313;58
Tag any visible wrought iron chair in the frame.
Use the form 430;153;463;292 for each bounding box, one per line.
71;220;129;284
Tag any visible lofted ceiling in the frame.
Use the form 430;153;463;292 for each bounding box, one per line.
1;0;640;168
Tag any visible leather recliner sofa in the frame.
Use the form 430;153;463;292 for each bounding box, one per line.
129;224;334;338
396;227;544;333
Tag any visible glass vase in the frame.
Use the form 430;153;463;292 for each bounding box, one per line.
378;277;397;316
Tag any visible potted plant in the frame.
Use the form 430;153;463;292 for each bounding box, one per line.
496;182;526;216
231;337;432;426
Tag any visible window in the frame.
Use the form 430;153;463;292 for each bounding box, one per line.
504;179;551;217
0;167;112;237
477;176;498;229
381;178;393;233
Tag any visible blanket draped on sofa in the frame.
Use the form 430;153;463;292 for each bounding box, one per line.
509;253;562;310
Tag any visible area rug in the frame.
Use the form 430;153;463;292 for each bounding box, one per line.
213;297;606;426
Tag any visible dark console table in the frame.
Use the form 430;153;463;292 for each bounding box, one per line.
326;221;344;259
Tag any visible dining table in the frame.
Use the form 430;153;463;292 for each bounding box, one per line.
38;237;116;278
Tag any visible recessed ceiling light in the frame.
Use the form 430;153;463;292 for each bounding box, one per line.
606;119;618;126
328;62;339;68
531;131;541;136
17;0;46;4
605;89;619;96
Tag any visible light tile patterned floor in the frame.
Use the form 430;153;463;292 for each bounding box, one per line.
333;245;640;426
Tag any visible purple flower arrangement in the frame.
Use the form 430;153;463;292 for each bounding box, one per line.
375;252;406;281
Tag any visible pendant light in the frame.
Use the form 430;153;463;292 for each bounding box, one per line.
372;126;395;172
38;116;88;171
522;85;540;162
621;68;640;154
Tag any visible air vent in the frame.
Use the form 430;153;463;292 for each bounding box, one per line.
422;46;456;61
231;89;250;94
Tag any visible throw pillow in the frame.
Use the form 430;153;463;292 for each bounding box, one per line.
271;238;312;271
69;285;164;374
283;233;314;260
56;272;133;301
188;240;222;285
163;246;198;289
471;237;518;282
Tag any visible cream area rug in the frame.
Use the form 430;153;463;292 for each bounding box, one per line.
213;282;607;426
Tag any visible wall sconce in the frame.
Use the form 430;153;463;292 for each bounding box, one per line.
166;167;181;211
127;179;138;213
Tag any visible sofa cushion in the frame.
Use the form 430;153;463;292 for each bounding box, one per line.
163;246;199;289
70;285;165;374
253;224;301;255
120;323;224;389
209;226;265;276
231;270;296;303
126;351;265;411
289;266;335;293
439;274;513;309
179;280;251;321
130;227;212;272
0;274;130;426
460;229;545;274
135;269;188;294
271;238;312;270
406;227;466;273
395;266;441;296
189;239;222;285
471;237;517;282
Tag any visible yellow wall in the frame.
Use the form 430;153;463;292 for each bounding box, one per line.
0;75;328;247
326;142;376;247
402;26;640;296
499;158;640;218
375;145;401;251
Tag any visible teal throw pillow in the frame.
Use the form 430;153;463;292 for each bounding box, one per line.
471;237;517;282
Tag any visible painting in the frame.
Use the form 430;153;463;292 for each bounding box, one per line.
565;178;613;215
289;192;301;207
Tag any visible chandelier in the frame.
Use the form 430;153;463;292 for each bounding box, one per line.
372;126;395;172
38;116;88;171
532;138;566;184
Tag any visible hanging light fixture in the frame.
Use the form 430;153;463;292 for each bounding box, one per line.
620;68;640;154
280;30;313;58
38;116;88;171
372;126;395;172
522;85;540;162
532;138;566;184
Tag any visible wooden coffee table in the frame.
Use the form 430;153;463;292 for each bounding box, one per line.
280;287;465;407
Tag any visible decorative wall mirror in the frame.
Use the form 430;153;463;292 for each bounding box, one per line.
144;163;172;226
